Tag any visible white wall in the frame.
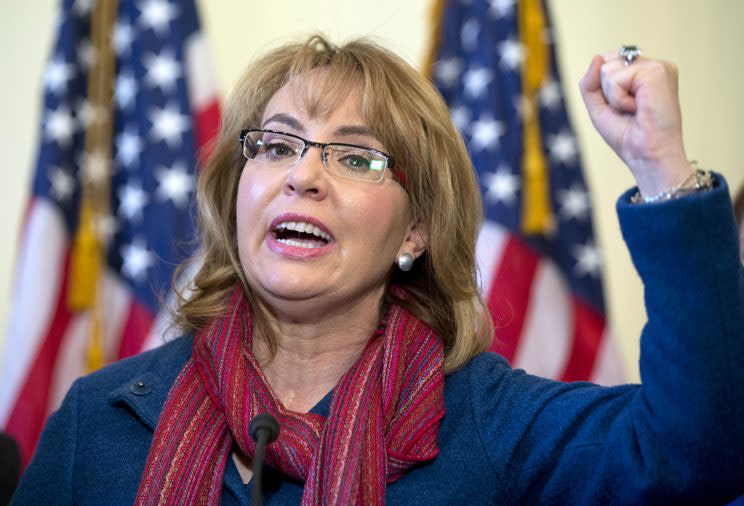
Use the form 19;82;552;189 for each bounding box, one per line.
2;0;743;381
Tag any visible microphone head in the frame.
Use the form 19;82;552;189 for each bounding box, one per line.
249;413;280;443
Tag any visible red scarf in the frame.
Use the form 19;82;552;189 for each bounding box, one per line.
135;286;445;505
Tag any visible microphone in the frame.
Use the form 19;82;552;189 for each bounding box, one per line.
249;414;280;506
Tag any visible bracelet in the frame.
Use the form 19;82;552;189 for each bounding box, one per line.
630;166;714;204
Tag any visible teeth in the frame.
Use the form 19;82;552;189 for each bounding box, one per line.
275;221;331;242
277;238;324;249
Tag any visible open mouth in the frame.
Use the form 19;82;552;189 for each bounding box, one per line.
271;221;332;249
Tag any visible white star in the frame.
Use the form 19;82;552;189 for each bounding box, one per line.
574;242;601;277
463;67;492;98
483;165;519;204
557;185;590;221
84;150;110;182
115;72;137;109
118;182;149;220
489;0;516;18
113;20;134;55
121;239;155;281
499;39;526;70
139;0;179;34
76;99;105;130
97;214;119;245
77;40;97;68
539;78;562;111
547;131;578;165
45;105;76;146
44;58;75;94
144;50;182;92
49;167;75;201
470;115;504;151
435;58;462;89
461;19;480;52
449;105;471;133
73;0;93;16
156;162;194;208
149;104;190;147
116;129;143;168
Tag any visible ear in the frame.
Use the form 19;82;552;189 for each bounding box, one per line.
399;220;428;259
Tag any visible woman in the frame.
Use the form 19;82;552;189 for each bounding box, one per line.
12;36;744;504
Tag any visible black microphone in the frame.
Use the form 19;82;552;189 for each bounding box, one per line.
249;413;280;506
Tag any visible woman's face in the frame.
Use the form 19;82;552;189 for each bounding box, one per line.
235;73;422;315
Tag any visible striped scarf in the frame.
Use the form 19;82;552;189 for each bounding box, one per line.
135;285;445;505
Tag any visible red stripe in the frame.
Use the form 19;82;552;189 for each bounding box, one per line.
193;99;220;164
116;299;155;360
4;249;73;467
559;297;606;382
486;235;540;363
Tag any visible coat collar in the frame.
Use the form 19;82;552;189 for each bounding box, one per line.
105;334;194;431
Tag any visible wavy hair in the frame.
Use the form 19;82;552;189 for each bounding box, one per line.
175;35;494;373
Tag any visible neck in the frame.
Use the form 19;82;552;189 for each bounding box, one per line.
253;289;384;413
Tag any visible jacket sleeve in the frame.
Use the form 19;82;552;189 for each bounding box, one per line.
11;379;79;505
470;176;744;505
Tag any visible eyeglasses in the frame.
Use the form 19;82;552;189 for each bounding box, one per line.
238;128;399;184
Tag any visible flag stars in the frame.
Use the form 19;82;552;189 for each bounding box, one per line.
116;129;143;168
44;58;75;95
96;214;119;245
489;0;516;18
139;0;179;34
574;242;602;277
463;67;493;98
76;100;106;129
435;58;462;89
73;0;93;16
499;39;526;70
115;72;137;109
557;185;590;221
45;105;76;146
113;20;135;55
539;78;562;111
118;182;149;221
149;104;190;147
483;165;519;205
470;115;504;151
156;163;193;208
449;105;471;133
144;50;182;92
77;40;97;68
49;167;75;201
547;131;578;165
461;19;480;52
122;239;155;282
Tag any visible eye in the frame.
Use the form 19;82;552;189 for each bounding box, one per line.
340;153;373;172
258;139;300;161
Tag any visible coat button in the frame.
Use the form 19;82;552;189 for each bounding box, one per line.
130;380;152;396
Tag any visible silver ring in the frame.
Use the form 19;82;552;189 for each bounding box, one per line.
619;45;641;66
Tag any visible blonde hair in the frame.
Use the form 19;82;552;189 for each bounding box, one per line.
175;35;494;373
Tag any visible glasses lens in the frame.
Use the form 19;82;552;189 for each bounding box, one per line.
243;131;303;165
325;145;387;182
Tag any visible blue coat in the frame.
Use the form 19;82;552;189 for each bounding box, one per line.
12;179;744;504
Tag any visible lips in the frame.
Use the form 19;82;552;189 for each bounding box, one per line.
267;214;335;257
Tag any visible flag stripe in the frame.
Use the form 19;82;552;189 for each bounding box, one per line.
560;298;604;381
486;236;539;363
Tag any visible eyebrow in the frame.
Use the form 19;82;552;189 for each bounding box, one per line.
261;113;379;143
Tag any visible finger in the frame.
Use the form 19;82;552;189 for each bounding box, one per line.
579;55;607;110
600;60;637;113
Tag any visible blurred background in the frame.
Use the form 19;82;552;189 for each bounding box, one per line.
1;0;743;385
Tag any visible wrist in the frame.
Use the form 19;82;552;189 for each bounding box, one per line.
630;164;713;204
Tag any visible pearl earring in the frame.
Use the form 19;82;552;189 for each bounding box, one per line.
396;252;414;272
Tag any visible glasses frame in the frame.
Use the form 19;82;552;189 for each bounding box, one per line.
238;128;402;185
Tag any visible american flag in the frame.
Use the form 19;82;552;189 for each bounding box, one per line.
429;0;624;383
0;0;219;467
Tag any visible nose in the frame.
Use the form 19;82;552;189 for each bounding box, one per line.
282;145;329;200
